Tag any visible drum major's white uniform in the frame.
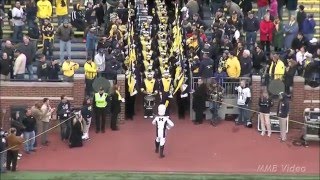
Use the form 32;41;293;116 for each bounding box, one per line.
152;116;174;146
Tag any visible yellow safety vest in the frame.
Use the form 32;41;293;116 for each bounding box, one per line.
95;93;108;108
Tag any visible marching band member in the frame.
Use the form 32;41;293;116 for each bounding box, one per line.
159;69;174;116
175;72;189;119
152;104;174;158
141;68;158;119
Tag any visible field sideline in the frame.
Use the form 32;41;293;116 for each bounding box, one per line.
1;172;319;180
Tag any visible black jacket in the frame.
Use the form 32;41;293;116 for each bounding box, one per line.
48;63;61;80
110;92;121;114
57;101;71;119
259;97;273;113
199;57;214;78
37;61;49;79
240;57;252;76
277;96;290;118
0;58;10;75
22;115;36;132
81;105;93;122
192;83;208;112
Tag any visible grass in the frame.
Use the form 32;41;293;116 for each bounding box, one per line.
0;172;319;180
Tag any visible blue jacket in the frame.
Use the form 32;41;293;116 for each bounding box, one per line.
86;32;98;50
302;19;316;34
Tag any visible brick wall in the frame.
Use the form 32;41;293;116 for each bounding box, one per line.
0;74;126;130
251;76;320;128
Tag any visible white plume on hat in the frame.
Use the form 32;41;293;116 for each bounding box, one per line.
158;104;166;116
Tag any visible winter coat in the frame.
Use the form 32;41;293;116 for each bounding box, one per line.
273;22;284;48
284;22;299;49
37;0;52;19
260;20;274;42
286;0;298;11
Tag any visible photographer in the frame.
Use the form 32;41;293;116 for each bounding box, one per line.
5;128;23;172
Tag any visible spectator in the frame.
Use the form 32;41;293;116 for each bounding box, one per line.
227;11;242;32
16;35;36;80
84;58;97;97
30;102;44;148
110;85;124;131
225;0;243;18
55;0;68;26
95;1;104;27
81;97;93;140
210;0;224;16
269;0;278;20
297;5;306;32
199;53;214;81
57;95;72;141
0;52;10;80
192;79;207;125
252;45;266;74
243;11;259;50
284;16;299;50
284;59;298;95
302;14;316;41
61;56;79;81
2;40;15;79
86;27;99;59
94;48;106;76
105;53;121;81
36;54;49;81
36;0;52;25
257;0;269;21
185;0;199;17
5;128;23;172
239;0;252;17
235;80;251;127
269;53;285;80
27;19;40;56
286;0;298;18
11;1;25;43
25;0;37;28
277;0;286;20
40;98;55;146
0;5;4;40
273;17;284;52
258;90;273;137
69;112;83;148
56;19;74;62
48;60;60;80
239;49;252;77
0;129;6;173
259;14;274;55
22;108;36;154
13;49;26;80
41;18;55;60
307;38;319;55
291;32;308;52
277;92;290;142
225;51;241;78
71;3;85;31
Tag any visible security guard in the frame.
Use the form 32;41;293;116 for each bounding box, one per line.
141;69;158;119
93;87;109;133
84;58;97;97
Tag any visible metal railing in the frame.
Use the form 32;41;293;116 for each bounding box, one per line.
191;77;251;98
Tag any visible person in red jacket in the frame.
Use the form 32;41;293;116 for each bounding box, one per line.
260;14;274;55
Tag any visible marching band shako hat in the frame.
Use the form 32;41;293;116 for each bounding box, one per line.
158;104;166;116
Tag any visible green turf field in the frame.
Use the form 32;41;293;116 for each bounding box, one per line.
0;172;319;180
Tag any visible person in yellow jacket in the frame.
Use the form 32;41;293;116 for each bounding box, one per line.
37;0;52;24
61;56;79;81
84;58;97;97
55;0;68;25
269;54;285;80
225;51;241;78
